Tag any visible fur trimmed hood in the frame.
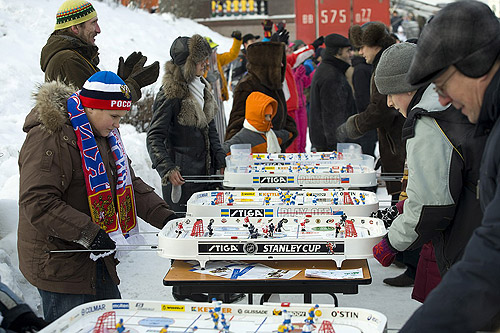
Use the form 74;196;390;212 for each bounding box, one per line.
24;81;75;134
349;22;395;49
161;61;218;129
246;41;286;90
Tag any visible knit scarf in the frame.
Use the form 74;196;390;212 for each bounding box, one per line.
243;119;281;153
67;92;138;240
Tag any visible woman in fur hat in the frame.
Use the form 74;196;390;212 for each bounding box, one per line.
146;35;226;215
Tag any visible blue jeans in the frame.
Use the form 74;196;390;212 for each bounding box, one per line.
38;259;121;322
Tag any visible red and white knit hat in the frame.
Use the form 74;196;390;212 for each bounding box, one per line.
79;71;132;111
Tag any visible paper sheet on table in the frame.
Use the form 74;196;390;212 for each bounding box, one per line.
188;261;300;280
305;268;364;279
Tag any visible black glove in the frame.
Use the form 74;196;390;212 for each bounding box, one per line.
117;51;144;80
371;205;400;228
231;30;242;41
163;213;180;227
312;36;324;50
89;229;116;255
271;28;290;45
128;56;160;89
336;115;363;141
262;19;273;38
8;310;48;333
276;21;286;31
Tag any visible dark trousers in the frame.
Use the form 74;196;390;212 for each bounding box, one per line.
396;247;421;279
38;259;121;323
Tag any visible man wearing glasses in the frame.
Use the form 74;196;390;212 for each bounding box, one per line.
400;2;500;332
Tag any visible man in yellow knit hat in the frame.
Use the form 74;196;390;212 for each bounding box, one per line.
40;0;159;102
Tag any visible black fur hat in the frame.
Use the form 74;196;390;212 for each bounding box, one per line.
349;22;395;49
170;34;211;83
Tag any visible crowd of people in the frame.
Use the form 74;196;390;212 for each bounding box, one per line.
1;0;499;332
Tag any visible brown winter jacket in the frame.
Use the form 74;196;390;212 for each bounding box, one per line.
225;41;297;150
40;30;142;102
18;81;174;295
350;50;406;195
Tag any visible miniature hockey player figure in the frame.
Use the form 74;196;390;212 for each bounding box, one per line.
360;193;366;204
262;225;269;238
212;298;222;314
209;309;219;329
340;213;347;226
353;196;360;205
346;163;354;173
189;326;198;332
277;219;285;232
312;195;318;205
160;324;169;333
116;319;126;333
268;223;275;237
301;322;313;333
300;219;307;232
283;311;294;332
207;219;214;236
175;221;184;236
335;223;342;238
227;194;234;204
306;304;320;324
277;323;288;333
243;216;250;227
264;195;271;205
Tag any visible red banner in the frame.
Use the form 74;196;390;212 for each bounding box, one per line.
295;0;390;44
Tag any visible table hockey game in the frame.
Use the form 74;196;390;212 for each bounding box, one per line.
224;149;376;190
186;190;379;218
41;299;387;333
158;215;386;269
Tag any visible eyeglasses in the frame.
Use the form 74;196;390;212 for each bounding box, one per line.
434;67;457;98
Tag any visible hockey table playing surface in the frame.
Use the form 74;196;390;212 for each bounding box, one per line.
186;190;379;218
41;299;387;332
158;216;386;269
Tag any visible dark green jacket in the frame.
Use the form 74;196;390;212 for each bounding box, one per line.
40;31;141;101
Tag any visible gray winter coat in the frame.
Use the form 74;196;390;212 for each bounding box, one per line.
387;85;485;275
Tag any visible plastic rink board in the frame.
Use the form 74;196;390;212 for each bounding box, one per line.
40;299;387;333
186;190;379;218
158;216;386;268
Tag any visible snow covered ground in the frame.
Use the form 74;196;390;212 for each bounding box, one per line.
0;0;421;330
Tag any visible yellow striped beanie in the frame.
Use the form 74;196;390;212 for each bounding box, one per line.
55;0;97;31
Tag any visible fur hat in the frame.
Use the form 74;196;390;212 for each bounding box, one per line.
170;34;211;83
375;43;422;95
246;41;286;90
349;22;394;49
408;1;500;85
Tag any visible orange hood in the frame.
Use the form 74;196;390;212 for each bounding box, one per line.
245;91;277;132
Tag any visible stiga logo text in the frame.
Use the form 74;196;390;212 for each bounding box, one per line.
260;176;288;183
229;209;264;217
